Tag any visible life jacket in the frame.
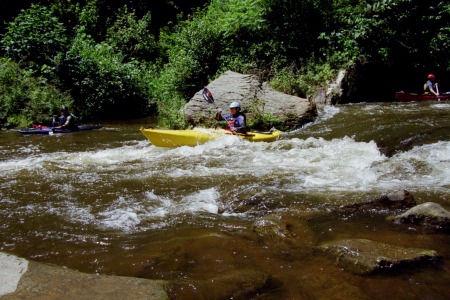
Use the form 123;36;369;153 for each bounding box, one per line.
225;112;246;132
59;113;78;130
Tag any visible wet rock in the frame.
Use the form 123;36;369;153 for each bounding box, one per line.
226;188;269;215
251;214;316;253
317;238;440;275
252;216;294;243
387;202;450;231
183;70;315;128
342;190;415;212
0;252;168;300
167;269;273;299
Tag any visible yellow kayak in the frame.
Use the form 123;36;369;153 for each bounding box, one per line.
140;127;281;148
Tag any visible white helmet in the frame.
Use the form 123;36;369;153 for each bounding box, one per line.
229;101;241;109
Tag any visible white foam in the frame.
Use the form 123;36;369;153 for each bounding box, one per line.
94;188;222;231
374;141;450;190
98;197;142;231
179;188;221;214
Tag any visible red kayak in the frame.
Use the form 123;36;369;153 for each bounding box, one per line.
395;92;450;102
18;125;102;135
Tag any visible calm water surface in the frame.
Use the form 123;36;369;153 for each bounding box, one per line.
1;101;449;299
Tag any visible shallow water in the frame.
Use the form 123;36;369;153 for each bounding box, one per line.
1;102;449;298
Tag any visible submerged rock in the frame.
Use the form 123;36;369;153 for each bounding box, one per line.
167;270;273;299
342;190;415;212
387;202;450;231
251;214;316;259
317;238;440;275
298;274;369;299
252;216;294;243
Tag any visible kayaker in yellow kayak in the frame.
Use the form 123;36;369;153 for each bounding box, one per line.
216;101;247;133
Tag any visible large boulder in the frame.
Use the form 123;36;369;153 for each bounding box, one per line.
183;70;316;128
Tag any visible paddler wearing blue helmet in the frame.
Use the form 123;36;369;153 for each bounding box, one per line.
216;101;247;133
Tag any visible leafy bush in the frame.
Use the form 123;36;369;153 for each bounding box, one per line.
0;57;72;128
246;98;285;131
270;57;336;98
106;6;160;62
61;31;149;119
1;4;68;74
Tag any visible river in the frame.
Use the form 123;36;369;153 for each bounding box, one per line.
1;101;449;299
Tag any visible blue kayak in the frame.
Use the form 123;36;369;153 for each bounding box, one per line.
18;125;103;135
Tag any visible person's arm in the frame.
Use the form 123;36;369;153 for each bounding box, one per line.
435;83;440;96
427;81;439;96
215;109;223;121
56;116;72;129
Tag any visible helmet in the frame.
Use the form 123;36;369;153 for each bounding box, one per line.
229;101;241;109
428;74;435;79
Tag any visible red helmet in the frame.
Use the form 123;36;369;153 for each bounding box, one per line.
428;74;435;79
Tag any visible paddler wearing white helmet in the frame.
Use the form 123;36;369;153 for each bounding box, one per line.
216;101;247;133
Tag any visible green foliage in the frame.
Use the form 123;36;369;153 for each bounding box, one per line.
0;57;72;128
318;0;450;72
1;0;450;129
270;58;336;97
77;0;102;41
1;4;68;74
428;2;450;70
246;98;285;131
61;31;149;118
207;0;268;37
106;6;159;62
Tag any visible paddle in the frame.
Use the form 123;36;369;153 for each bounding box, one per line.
202;87;218;109
436;83;440;101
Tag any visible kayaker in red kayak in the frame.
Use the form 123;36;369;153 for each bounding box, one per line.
424;74;440;96
53;105;78;130
216;101;247;133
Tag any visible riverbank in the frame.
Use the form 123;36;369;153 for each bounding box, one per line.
0;252;168;299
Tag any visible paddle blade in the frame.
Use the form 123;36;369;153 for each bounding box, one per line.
202;87;215;103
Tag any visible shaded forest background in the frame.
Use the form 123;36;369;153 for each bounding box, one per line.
0;0;449;128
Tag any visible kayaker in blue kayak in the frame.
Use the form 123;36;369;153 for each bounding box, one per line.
424;74;439;96
216;101;247;133
53;105;78;130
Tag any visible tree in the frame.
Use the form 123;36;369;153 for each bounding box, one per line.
1;4;68;74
